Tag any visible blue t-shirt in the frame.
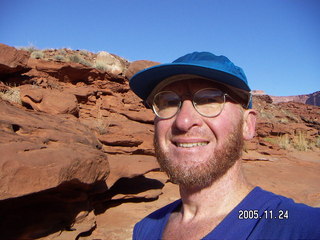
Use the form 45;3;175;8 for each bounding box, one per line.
133;187;320;240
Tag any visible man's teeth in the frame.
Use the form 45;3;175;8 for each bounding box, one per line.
176;142;208;148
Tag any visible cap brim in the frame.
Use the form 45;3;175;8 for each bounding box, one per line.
129;63;251;101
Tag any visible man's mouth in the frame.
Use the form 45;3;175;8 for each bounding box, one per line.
175;142;209;148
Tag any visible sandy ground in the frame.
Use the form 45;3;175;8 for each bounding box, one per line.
87;149;320;240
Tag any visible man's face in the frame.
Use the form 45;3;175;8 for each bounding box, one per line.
153;79;246;188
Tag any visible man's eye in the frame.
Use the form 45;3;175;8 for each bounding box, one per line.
166;100;178;106
197;97;219;105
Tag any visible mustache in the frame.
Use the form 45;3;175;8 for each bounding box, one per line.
169;127;213;139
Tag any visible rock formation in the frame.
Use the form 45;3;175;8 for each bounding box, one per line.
0;43;319;239
270;91;320;107
0;44;161;239
0;43;30;75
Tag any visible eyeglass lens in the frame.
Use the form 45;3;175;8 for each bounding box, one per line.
152;88;225;119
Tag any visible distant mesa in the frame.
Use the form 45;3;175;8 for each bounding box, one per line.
252;90;266;95
252;90;319;107
270;91;320;107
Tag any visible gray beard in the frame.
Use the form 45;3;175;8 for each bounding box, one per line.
154;119;244;188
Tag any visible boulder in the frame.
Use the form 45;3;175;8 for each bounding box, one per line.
0;100;109;199
27;58;95;83
0;99;110;239
0;43;30;75
20;85;79;116
95;51;126;75
125;60;160;79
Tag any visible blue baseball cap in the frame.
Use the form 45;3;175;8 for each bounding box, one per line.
129;51;252;108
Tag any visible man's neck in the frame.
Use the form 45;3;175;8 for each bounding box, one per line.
178;161;253;222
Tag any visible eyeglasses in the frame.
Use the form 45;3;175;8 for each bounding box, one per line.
152;88;228;119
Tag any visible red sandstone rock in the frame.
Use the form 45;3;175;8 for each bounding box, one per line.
27;58;95;83
0;43;30;75
120;108;154;124
125;60;160;79
0;81;8;91
20;85;79;116
0;100;109;199
106;154;160;188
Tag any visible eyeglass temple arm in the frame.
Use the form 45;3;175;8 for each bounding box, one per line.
226;92;252;109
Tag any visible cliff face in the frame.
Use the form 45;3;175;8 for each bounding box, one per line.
306;91;320;106
270;91;320;106
0;43;161;239
0;43;319;239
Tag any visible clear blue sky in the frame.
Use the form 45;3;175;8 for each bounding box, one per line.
1;0;319;96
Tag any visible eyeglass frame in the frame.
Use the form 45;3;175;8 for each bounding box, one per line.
150;88;245;119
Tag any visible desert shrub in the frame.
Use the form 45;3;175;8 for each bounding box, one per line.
278;134;290;150
31;81;41;88
68;54;81;63
95;110;109;135
79;50;90;57
68;54;92;67
259;110;274;120
264;135;289;149
278;118;289;124
57;49;67;55
0;87;22;104
53;55;66;62
279;109;299;123
79;58;93;67
263;132;313;151
292;131;309;151
263;137;277;145
18;46;38;53
31;51;44;59
316;136;320;148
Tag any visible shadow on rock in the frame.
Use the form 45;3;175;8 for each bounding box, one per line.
93;175;164;215
0;179;108;240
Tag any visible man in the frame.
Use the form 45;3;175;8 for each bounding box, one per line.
129;52;320;240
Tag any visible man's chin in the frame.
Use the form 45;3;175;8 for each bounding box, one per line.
162;160;232;188
166;153;213;166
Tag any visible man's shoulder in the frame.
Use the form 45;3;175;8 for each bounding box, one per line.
133;199;181;240
208;187;320;240
256;187;320;215
268;191;320;227
145;199;181;220
247;187;320;239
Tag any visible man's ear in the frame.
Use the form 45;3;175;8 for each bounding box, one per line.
242;109;257;140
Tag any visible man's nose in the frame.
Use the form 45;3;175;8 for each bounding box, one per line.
173;100;202;132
